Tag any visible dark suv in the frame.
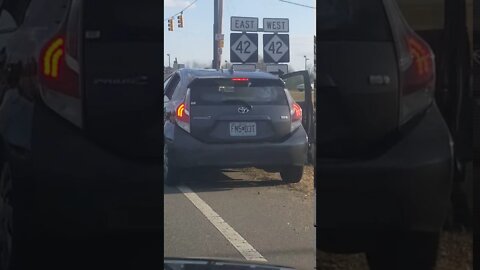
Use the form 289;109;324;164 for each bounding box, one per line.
317;0;453;269
0;0;162;268
163;69;312;185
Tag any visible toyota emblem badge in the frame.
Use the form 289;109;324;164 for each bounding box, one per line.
238;106;250;114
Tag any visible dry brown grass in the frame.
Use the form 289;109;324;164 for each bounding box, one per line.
241;165;315;195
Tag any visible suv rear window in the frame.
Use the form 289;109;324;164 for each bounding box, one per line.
317;0;393;41
190;78;288;106
84;0;162;41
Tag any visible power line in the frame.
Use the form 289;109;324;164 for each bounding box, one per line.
164;0;200;21
279;0;315;9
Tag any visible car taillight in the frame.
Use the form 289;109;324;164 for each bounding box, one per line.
292;102;302;122
39;33;80;98
285;89;302;132
176;89;191;133
36;1;83;128
385;0;436;126
402;35;435;95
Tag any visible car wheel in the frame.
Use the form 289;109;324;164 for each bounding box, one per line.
365;231;439;270
0;162;13;270
280;166;303;183
164;144;179;186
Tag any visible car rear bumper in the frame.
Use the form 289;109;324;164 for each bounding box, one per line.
24;103;162;236
167;126;308;168
316;104;453;236
31;170;162;236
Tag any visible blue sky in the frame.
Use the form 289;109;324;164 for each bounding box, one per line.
164;0;316;71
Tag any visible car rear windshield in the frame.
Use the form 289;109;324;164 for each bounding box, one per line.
84;0;162;42
317;0;393;41
190;78;288;106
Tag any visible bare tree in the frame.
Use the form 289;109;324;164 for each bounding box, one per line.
187;61;210;69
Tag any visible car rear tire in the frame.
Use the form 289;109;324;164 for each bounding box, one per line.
164;144;179;186
365;231;440;270
280;166;303;183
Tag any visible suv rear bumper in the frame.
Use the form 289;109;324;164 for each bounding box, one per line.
316;104;453;237
167;125;308;168
21;103;162;236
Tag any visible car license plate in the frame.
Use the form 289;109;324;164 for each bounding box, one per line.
229;122;256;137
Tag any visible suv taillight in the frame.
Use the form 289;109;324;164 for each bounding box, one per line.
37;0;82;128
176;89;191;133
40;34;80;98
292;102;302;122
403;36;435;94
385;0;436;126
285;89;302;132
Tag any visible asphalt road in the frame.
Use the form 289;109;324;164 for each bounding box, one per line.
164;168;316;270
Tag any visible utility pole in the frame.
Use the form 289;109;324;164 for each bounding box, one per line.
219;0;223;69
167;53;171;67
212;0;223;69
304;55;309;71
212;0;218;69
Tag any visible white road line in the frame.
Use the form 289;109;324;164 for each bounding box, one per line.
177;185;267;262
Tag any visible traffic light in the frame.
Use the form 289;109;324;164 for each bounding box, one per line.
168;17;174;31
177;14;184;28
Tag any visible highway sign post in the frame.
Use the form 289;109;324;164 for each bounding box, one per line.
230;33;258;63
263;34;290;63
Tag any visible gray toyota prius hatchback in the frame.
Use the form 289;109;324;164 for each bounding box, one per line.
163;69;309;185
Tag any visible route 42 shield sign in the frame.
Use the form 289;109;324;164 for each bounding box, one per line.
230;33;258;63
263;34;289;63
